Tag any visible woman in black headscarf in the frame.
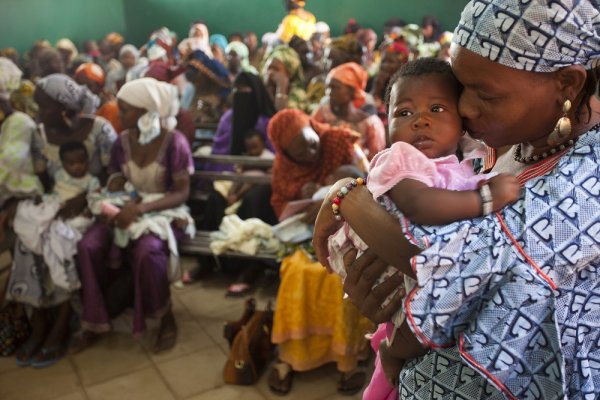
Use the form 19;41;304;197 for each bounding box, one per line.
200;72;278;294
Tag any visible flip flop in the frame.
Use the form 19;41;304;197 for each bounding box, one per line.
154;322;178;354
30;345;63;369
268;362;293;395
337;365;367;396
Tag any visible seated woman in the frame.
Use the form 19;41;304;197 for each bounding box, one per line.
312;62;386;160
306;34;364;108
0;57;44;241
5;73;116;368
74;77;194;354
185;49;231;125
313;0;600;398
200;72;278;295
261;45;310;113
225;41;258;78
266;108;373;396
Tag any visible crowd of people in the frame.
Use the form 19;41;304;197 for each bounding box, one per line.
1;0;599;399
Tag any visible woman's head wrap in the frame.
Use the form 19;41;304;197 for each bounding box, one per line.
119;44;140;62
225;41;257;74
210;34;229;53
75;63;106;87
117;78;180;144
327;62;368;108
37;73;99;114
262;45;305;85
0;57;22;99
56;38;79;63
453;0;600;72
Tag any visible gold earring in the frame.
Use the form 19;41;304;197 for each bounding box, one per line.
547;99;572;146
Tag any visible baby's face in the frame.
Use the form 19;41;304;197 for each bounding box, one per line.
388;74;463;159
244;136;265;157
62;150;89;178
107;176;126;192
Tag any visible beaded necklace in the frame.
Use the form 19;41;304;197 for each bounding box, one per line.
513;123;600;164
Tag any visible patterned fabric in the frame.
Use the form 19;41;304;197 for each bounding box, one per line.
37;74;99;114
0;112;43;207
35;116;117;177
399;126;600;399
454;0;600;72
277;8;316;43
10;80;38;119
0;57;22;98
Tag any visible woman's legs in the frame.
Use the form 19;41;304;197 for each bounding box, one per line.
128;232;176;352
76;222;113;333
15;308;48;365
30;302;72;367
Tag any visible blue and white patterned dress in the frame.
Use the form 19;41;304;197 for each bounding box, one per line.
398;126;600;399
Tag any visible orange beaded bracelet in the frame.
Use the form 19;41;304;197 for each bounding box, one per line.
331;178;365;221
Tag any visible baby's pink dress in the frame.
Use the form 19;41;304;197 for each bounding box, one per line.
327;139;493;399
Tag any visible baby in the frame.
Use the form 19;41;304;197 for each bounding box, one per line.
226;129;275;206
327;58;520;398
13;141;100;291
88;173;195;281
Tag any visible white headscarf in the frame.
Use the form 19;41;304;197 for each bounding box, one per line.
117;78;180;145
454;0;600;72
37;73;99;114
119;44;140;63
0;57;22;99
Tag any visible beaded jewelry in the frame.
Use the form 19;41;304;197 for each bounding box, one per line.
331;178;365;221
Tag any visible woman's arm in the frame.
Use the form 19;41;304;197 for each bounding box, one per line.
313;177;419;276
114;173;190;229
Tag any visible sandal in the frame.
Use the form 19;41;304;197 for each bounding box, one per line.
225;282;252;298
337;365;367;396
154;314;178;354
268;362;293;395
30;345;63;369
15;339;42;367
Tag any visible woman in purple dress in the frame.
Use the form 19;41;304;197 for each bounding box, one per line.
73;78;194;353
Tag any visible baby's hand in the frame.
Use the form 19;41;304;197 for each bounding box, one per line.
486;173;520;211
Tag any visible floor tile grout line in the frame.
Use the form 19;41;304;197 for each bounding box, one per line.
65;355;91;400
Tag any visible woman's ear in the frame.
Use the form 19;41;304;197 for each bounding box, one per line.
555;64;587;102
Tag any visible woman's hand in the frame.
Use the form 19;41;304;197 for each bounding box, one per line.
342;248;405;324
114;202;142;229
57;192;87;219
312;178;353;269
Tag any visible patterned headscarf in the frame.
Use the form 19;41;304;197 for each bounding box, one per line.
37;73;99;114
75;63;106;87
262;45;305;85
268;108;359;217
454;0;600;72
0;57;22;99
328;62;368;108
117;78;180;144
10;80;38;118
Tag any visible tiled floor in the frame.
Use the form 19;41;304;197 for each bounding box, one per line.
0;256;370;400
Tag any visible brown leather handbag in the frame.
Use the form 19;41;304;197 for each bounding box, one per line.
223;299;274;385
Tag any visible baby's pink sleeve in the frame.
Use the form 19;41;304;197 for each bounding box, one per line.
367;142;437;199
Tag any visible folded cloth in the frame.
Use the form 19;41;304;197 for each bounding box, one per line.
209;215;280;255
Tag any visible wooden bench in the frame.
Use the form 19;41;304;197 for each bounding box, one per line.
183;154;277;261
